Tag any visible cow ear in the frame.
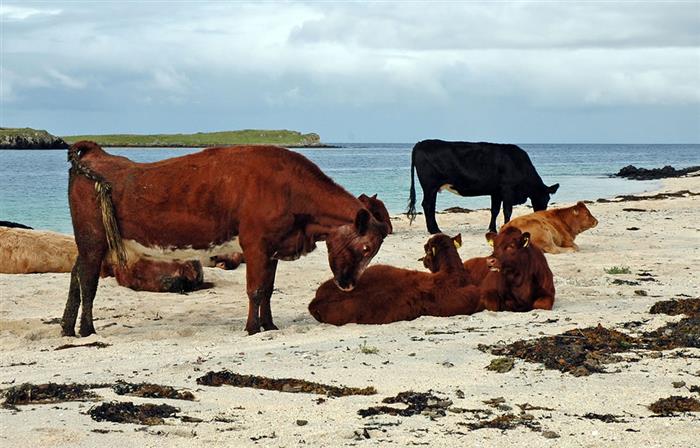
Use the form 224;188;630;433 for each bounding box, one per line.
485;232;496;247
354;208;371;235
548;184;560;194
573;208;579;215
371;194;377;199
521;232;531;248
452;233;462;249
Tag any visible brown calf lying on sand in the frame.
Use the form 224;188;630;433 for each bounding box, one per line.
501;201;598;254
1;226;203;292
422;227;555;312
309;234;480;325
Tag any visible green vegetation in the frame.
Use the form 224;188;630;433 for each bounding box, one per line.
62;129;323;147
604;266;632;275
359;341;379;355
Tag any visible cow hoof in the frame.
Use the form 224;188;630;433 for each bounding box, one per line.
79;327;97;337
61;328;76;337
262;323;279;331
245;326;261;336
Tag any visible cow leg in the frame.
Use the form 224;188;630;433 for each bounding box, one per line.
501;190;514;227
489;194;501;232
421;188;441;234
259;259;279;331
61;261;81;337
77;249;106;337
244;249;278;335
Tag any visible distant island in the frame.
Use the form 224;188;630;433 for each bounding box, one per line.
1;128;333;149
62;129;332;148
0;128;69;149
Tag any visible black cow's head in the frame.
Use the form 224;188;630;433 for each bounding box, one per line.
326;209;388;291
530;183;559;211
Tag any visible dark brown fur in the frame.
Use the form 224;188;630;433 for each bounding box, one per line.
64;141;388;337
309;234;480;325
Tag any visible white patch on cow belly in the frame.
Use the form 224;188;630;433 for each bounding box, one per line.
440;184;460;195
122;237;242;264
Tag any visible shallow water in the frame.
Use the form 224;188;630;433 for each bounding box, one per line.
1;143;697;233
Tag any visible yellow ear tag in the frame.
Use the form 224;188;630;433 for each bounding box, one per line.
431;247;436;256
487;239;494;247
453;240;461;249
523;237;530;247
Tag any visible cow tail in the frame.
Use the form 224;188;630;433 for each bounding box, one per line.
406;146;418;223
68;142;127;267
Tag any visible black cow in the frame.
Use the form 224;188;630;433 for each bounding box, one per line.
407;140;559;234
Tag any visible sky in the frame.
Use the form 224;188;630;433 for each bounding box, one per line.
1;1;699;143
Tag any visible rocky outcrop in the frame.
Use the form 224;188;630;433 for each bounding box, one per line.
615;165;700;180
0;128;68;149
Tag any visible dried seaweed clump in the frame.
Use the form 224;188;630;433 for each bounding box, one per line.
648;396;700;416
2;383;98;408
484;324;635;376
649;298;700;317
196;370;376;397
358;391;452;418
463;413;542;432
112;381;195;401
89;401;179;425
640;316;700;350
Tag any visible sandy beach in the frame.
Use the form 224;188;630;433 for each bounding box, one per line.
1;176;698;447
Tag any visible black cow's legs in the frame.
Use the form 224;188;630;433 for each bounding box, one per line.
61;261;81;336
502;190;514;228
259;259;279;331
76;248;105;337
489;194;502;232
422;188;441;234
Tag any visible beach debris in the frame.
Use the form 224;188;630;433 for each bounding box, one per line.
296;419;308;426
461;412;542;432
542;431;560;439
690;386;700;394
486;357;515;373
112;381;195;401
648;396;700;416
581;413;627;423
612;279;641;286
623;208;653;212
604;266;632;275
89;401;180;425
196;370;376;397
440;206;473;214
634;290;648;296
1;382;98;409
517;403;555;412
480;299;700;376
649;298;700;317
672;381;686;389
626;227;640;231
358;391;452;418
54;341;111;351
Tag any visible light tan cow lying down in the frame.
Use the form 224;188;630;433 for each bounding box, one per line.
501;201;598;254
0;227;77;273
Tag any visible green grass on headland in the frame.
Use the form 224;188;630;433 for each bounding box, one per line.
62;129;325;147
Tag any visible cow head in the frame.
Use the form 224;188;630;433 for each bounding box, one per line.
358;193;393;234
570;201;598;232
326;209;388;291
530;183;560;211
421;233;461;272
484;227;532;277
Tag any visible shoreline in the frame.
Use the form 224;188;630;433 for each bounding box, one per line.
1;175;699;446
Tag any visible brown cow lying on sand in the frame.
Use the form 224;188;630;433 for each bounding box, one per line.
309;234;481;325
501;201;598;254
422;227;556;312
0;227;77;274
102;258;204;293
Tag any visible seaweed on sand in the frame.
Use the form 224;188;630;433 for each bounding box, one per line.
112;381;195;401
89;401;180;425
2;383;98;409
196;370;376;397
649;298;700;317
481;299;700;376
648;396;700;416
358;391;452;418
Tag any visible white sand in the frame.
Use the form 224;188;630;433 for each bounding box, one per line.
1;176;698;447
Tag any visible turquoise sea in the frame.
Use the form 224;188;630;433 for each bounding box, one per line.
1;143;698;234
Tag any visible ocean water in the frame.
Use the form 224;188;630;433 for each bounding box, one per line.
1;143;698;234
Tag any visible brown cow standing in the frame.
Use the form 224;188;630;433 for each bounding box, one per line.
309;234;481;325
501;201;598;254
423;228;555;312
64;142;389;337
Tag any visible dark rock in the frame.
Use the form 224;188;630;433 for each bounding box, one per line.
615;165;700;180
0;128;68;149
0;221;33;229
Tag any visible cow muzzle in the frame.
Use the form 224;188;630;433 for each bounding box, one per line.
486;257;500;272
